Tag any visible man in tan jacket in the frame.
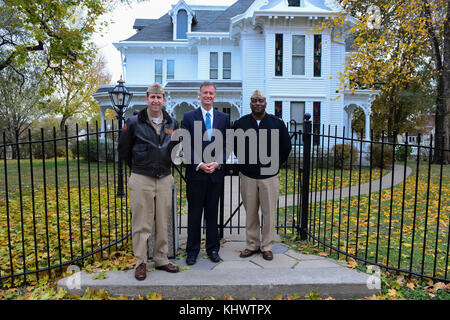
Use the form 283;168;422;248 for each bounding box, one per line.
118;83;179;280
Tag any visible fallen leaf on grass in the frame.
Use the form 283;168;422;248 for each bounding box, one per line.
406;281;416;290
346;258;358;269
146;292;162;300
92;272;108;280
387;289;398;299
432;282;448;292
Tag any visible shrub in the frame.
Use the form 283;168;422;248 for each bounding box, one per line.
72;139;116;162
331;143;358;169
367;143;393;169
32;142;66;159
30;129;66;159
395;145;412;161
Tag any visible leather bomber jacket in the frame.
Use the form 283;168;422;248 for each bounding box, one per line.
118;108;179;179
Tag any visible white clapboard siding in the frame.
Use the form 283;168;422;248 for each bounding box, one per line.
241;33;266;116
126;50;197;84
329;40;346;130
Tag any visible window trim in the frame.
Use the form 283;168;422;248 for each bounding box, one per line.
155;59;163;84
275;101;283;119
223;52;232;80
167;59;175;80
313;101;321;145
287;0;301;7
292;34;306;76
210;52;218;80
314;34;322;77
275;34;283;77
176;9;188;40
290;101;305;145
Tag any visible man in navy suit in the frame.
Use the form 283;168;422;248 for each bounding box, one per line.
181;81;230;265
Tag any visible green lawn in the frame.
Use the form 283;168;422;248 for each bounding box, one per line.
278;161;450;281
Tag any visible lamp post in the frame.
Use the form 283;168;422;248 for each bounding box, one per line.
109;77;133;197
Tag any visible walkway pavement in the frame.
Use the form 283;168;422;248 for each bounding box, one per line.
58;166;411;300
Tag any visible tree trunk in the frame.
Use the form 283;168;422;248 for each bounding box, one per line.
441;0;450;163
59;114;69;133
426;0;449;164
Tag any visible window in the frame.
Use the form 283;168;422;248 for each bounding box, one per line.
290;102;305;134
313;102;321;145
292;35;305;75
314;35;322;77
222;107;231;116
167;60;175;80
177;9;188;39
155;59;162;84
223;52;231;79
288;0;301;6
275;34;283;76
275;101;283;119
210;52;218;79
345;35;355;52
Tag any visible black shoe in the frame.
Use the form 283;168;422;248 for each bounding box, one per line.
186;255;197;265
208;251;221;263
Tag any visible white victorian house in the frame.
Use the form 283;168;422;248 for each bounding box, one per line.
94;0;376;140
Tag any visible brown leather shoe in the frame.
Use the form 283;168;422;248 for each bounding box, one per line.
262;250;273;261
135;263;147;281
239;249;259;258
155;263;179;273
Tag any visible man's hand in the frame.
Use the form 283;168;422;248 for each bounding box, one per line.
200;162;220;174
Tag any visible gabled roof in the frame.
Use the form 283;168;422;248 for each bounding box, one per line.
124;0;339;42
125;0;256;42
204;0;256;32
127;14;174;42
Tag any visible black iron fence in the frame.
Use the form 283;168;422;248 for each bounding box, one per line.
305;120;449;283
0;116;448;288
0;122;131;287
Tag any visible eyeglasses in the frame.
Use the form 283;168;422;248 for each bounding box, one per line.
251;98;266;103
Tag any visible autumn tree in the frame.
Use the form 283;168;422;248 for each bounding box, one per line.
0;0;143;88
48;50;112;132
316;0;449;163
0;63;50;157
0;1;107;86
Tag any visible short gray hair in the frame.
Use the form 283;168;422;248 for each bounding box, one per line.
200;81;216;92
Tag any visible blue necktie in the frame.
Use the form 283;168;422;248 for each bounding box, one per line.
205;112;212;141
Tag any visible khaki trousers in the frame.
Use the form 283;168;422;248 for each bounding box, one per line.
128;172;174;267
240;173;279;252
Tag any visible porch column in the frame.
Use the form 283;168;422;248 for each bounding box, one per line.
344;105;354;139
100;106;106;140
364;107;371;141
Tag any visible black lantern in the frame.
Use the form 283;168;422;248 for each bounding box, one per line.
109;77;133;112
109;77;133;197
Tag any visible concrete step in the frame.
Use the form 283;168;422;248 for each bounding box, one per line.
57;241;380;300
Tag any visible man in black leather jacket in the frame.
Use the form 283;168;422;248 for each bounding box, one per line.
118;82;179;280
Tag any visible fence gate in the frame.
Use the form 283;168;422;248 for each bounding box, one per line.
216;115;313;239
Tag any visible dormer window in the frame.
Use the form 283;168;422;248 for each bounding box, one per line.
288;0;301;6
177;9;188;39
169;1;196;41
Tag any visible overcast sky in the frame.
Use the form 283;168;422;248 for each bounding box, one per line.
94;0;238;84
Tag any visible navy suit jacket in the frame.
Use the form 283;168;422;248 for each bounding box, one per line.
181;107;231;183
